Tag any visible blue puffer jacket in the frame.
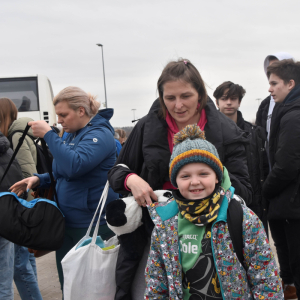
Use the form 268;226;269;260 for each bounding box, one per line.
36;109;118;228
145;188;283;299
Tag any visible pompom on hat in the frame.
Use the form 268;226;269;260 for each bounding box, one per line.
169;124;223;187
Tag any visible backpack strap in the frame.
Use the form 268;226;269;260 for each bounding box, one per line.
227;198;246;270
0;124;58;205
39;138;58;204
0;125;31;187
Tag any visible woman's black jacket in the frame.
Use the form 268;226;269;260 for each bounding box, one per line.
0;131;23;192
108;98;252;203
262;85;300;220
108;99;252;299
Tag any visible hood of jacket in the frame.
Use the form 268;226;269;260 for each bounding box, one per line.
236;110;246;130
264;52;294;76
91;108;115;134
236;110;254;132
284;84;300;105
68;108;115;139
0;131;10;156
8;117;35;138
148;98;161;113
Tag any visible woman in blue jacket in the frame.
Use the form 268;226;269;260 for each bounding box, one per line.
11;86;118;292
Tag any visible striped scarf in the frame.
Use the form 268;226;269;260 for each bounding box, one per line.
174;187;224;226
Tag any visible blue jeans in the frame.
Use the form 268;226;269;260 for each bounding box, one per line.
14;245;42;300
0;237;14;300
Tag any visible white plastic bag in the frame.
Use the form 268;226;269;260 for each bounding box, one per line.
62;182;120;300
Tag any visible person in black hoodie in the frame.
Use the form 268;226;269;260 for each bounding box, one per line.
213;81;268;234
0;131;23;299
256;53;294;133
256;52;294;176
262;59;300;298
108;58;252;300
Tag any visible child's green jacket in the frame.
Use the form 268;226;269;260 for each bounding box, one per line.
145;187;283;300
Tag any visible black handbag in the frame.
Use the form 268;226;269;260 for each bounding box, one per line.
0;125;65;250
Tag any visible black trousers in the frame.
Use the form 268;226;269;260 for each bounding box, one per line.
269;219;300;297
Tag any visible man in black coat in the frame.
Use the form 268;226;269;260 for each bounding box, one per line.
256;53;294;172
263;59;300;298
256;52;294;132
213;81;268;233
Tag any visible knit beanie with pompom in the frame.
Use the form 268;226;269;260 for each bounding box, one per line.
169;124;223;187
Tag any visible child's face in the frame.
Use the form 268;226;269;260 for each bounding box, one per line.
176;163;218;199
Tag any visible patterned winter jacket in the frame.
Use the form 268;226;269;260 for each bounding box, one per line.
145;187;283;300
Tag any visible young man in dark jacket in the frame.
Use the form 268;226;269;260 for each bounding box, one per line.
256;52;294;135
214;81;268;233
263;59;300;299
256;53;294;176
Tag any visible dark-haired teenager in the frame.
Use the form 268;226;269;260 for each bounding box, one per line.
214;82;268;233
256;52;294;134
263;59;300;299
256;53;294;182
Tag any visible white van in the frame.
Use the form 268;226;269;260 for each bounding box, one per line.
0;74;56;125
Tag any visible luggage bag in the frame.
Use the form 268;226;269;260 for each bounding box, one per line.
0;124;65;251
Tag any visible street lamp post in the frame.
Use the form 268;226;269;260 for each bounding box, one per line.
131;109;136;121
96;44;107;108
256;98;262;108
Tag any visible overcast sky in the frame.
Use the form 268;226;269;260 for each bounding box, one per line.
1;0;300;127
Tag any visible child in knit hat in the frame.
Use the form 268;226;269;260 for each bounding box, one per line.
145;124;282;300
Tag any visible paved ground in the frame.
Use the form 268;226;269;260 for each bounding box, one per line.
12;230;295;300
13;252;62;300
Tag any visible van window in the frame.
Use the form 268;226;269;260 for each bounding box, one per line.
0;78;39;111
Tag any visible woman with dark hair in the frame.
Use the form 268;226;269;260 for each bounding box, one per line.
11;87;118;294
0;97;42;300
0;130;24;300
108;58;252;299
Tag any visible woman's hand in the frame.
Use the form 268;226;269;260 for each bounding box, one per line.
126;174;158;207
10;176;40;197
28;121;52;138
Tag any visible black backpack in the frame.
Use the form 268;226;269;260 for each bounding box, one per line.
8;130;53;175
227;198;246;270
8;130;54;198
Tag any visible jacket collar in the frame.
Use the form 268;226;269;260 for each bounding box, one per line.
236;111;245;130
283;84;300;105
155;186;234;222
204;98;224;158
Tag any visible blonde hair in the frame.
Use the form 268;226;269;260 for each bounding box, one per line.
0;98;18;137
53;86;100;117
